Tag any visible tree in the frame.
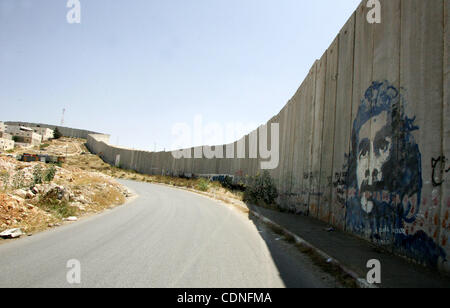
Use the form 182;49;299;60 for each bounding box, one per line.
53;127;62;139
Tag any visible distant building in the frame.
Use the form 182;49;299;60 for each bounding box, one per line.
31;127;54;141
0;122;5;133
6;126;42;146
0;132;12;140
0;138;14;151
5;125;33;135
13;131;42;146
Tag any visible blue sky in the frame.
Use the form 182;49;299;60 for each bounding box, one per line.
0;0;361;151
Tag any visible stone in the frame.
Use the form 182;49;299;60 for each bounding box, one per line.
13;189;27;199
0;228;24;238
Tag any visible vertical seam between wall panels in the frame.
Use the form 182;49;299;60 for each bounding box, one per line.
329;38;340;225
344;14;357;232
318;55;328;219
289;99;295;202
308;64;318;217
311;66;317;216
439;0;445;260
399;0;402;188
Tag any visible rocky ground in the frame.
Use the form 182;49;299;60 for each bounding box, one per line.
0;153;132;238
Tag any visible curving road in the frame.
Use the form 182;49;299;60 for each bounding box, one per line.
0;180;340;288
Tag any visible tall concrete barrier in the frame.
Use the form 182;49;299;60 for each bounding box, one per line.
23;0;448;274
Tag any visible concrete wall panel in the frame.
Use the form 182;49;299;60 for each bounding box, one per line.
318;37;339;223
310;54;327;218
441;0;450;273
345;1;374;239
290;82;306;213
299;65;317;215
331;13;355;230
278;103;291;198
400;0;446;268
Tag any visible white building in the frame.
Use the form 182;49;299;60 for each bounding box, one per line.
0;138;14;151
6;126;42;146
14;131;42;146
0;132;12;140
0;122;5;133
31;127;54;141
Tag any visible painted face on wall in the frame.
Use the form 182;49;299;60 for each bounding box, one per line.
356;111;392;213
344;81;446;268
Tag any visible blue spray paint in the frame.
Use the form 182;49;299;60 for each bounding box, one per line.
344;81;446;268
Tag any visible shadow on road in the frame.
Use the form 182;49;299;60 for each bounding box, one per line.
242;203;344;288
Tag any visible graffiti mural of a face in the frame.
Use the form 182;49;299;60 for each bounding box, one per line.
356;110;392;214
345;81;446;268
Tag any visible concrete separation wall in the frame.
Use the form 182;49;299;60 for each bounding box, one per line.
20;0;449;274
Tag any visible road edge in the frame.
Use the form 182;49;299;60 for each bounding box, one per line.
143;180;376;288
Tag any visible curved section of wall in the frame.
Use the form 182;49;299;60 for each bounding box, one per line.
15;0;450;273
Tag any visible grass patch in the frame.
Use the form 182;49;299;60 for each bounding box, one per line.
196;178;210;192
91;187;126;210
36;197;78;219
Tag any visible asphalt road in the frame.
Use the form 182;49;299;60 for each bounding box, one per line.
0;180;341;288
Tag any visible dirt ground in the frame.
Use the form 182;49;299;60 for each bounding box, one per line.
0;138;131;237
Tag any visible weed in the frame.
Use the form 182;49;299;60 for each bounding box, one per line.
0;171;9;190
12;170;28;189
36;196;78;219
243;171;278;207
44;166;56;182
196;178;210;192
33;165;44;185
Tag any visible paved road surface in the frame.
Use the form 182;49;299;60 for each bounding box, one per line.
0;180;340;288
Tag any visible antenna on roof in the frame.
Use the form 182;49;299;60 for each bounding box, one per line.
60;108;66;126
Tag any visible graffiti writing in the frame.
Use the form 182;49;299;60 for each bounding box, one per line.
431;156;450;187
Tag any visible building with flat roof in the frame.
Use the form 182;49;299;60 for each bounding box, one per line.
9;130;42;146
31;126;54;141
5;125;33;135
0;122;6;133
0;138;14;151
5;125;42;145
0;132;12;140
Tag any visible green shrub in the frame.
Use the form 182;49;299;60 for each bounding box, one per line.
33;165;44;185
243;171;278;206
221;176;234;190
53;127;62;139
0;171;9;190
196;178;210;192
44;166;56;182
40;143;50;150
12;170;27;189
37;197;77;219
